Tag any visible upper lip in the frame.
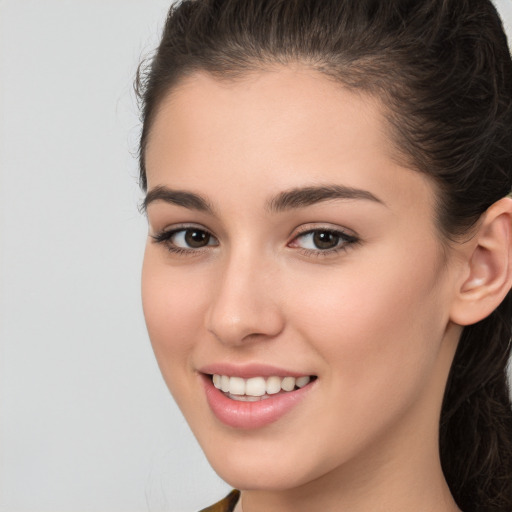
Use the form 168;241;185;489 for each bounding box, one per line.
198;363;314;379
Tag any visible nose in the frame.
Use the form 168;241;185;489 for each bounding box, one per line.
205;250;285;346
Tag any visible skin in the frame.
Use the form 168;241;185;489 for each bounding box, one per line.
141;67;469;512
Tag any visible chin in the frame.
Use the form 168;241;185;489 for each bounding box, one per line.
213;463;312;492
198;438;331;492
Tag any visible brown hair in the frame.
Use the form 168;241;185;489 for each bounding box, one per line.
136;1;512;510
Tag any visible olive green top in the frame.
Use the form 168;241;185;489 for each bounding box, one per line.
199;490;240;512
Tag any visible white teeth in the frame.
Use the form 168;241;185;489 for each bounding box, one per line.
296;376;311;388
281;376;296;392
266;376;282;395
228;393;270;402
221;375;230;393
211;374;313;396
229;376;246;395
246;377;266;396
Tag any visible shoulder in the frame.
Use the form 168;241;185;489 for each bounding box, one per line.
199;490;241;512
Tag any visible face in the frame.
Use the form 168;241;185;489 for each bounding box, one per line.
141;68;462;491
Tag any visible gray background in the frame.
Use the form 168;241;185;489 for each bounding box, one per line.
1;1;511;511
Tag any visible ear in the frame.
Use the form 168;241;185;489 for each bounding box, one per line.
450;197;512;326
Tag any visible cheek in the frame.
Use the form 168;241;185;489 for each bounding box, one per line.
286;244;449;411
141;249;208;381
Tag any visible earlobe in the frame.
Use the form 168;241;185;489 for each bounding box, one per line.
450;197;512;326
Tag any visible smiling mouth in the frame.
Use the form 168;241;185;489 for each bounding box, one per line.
209;374;317;401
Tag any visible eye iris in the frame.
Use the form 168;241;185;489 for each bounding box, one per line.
313;231;339;249
184;229;210;248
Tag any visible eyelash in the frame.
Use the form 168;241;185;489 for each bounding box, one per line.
290;227;359;257
151;225;359;257
151;225;218;256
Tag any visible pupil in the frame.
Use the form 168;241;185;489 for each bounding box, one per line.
185;229;209;248
313;231;339;249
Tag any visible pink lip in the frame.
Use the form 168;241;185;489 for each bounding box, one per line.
200;373;315;430
198;362;312;379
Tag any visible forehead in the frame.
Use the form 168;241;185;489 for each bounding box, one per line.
144;67;436;219
146;66;388;170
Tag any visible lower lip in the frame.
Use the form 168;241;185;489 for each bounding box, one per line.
201;374;314;429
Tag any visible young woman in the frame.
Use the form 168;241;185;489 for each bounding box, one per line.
137;1;512;511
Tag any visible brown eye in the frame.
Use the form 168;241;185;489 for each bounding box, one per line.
289;228;358;254
183;229;212;248
312;230;340;249
152;227;219;251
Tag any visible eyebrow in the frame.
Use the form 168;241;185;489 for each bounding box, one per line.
266;184;385;212
142;185;214;214
142;183;384;215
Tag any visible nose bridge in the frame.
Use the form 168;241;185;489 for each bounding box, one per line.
206;243;284;345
